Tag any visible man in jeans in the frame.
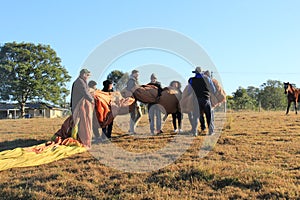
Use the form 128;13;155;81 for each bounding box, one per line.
147;73;163;135
188;67;216;136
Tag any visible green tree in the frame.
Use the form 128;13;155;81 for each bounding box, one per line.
0;42;71;117
258;80;286;110
226;95;235;110
106;70;129;91
246;86;260;108
232;87;255;110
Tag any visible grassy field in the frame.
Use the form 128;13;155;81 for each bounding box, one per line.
0;111;299;199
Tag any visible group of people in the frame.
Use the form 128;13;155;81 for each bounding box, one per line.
70;66;219;147
126;67;216;137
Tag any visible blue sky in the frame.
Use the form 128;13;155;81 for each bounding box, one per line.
1;0;300;98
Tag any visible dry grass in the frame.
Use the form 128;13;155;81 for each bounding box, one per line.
0;111;299;199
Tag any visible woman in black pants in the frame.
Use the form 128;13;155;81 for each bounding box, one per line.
169;81;183;133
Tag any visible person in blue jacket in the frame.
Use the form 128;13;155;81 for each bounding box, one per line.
188;67;216;136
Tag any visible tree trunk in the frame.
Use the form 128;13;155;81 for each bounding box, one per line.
20;102;26;118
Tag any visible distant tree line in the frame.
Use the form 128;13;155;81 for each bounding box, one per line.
226;80;288;111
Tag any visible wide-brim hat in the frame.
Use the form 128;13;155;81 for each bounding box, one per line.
103;79;112;86
192;66;202;73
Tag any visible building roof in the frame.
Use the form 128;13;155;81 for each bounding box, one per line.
0;102;64;110
0;103;19;110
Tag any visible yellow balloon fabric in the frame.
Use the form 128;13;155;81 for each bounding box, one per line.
0;144;86;171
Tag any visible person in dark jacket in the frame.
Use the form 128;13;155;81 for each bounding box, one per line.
101;79;114;139
188;67;216;136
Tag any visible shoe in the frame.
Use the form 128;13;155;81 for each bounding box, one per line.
191;130;198;136
157;130;163;135
92;137;102;144
174;129;178;133
150;131;155;136
200;129;207;134
128;131;137;135
208;131;215;136
179;129;183;133
208;127;214;135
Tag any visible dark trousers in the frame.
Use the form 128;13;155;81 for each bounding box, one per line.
102;121;113;139
199;109;215;131
200;112;206;131
172;111;182;130
192;98;214;133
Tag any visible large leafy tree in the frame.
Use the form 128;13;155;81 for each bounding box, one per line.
0;42;71;117
258;80;286;110
106;70;129;91
232;87;256;110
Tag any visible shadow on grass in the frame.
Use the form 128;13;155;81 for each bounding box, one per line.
0;139;47;151
146;168;215;190
211;177;263;192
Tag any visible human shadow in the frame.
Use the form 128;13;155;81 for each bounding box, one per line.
0;139;47;151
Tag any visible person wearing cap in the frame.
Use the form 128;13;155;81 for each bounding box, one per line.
199;70;214;132
188;66;216;136
101;79;114;139
147;73;163;135
71;69;94;113
126;69;142;134
70;68;94;148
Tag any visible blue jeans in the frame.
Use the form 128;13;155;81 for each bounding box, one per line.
148;104;161;132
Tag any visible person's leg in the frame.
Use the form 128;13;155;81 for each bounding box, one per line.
199;111;206;131
135;105;142;123
156;106;162;133
129;103;136;133
101;127;107;139
107;121;113;138
102;127;106;135
191;99;200;135
172;113;177;131
177;111;183;131
148;105;155;133
203;100;214;135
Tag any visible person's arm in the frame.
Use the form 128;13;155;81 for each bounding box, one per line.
127;79;135;91
206;76;216;94
79;79;94;103
127;79;139;92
